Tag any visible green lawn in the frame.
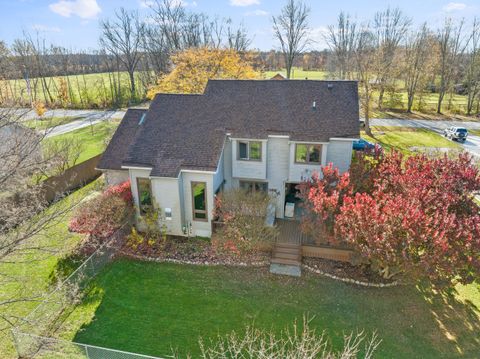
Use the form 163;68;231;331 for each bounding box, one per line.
43;120;119;165
362;126;461;155
0;181;100;358
56;260;480;359
24;116;82;130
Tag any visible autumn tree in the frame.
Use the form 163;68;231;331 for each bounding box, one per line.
272;0;310;79
147;48;260;97
465;17;480;115
299;151;480;285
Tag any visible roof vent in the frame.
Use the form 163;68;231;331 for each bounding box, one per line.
312;101;316;110
327;84;333;90
138;113;146;125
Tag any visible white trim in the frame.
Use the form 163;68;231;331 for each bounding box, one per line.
121;165;153;170
231;137;268;142
330;137;357;142
149;176;179;180
180;169;216;174
268;135;290;139
288;140;329;145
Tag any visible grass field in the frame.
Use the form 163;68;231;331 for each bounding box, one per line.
1;71;147;108
55;260;480;358
25;116;83;130
0;181;100;358
43;120;119;165
361;126;461;155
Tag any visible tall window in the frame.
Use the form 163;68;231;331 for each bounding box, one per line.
295;144;322;164
238;141;262;161
192;182;207;221
137;178;152;214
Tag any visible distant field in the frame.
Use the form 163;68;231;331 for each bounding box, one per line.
0;71;148;108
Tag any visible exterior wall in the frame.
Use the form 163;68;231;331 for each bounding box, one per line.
231;139;267;180
213;146;225;193
266;137;290;218
288;143;328;182
181;171;215;238
104;169;129;186
223;139;233;190
326;139;354;174
151;177;184;236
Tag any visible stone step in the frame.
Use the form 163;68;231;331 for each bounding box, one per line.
270;263;301;277
275;242;301;249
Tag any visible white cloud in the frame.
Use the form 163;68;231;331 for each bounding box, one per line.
245;9;268;16
230;0;260;7
139;0;155;8
307;26;329;49
31;24;61;33
442;2;467;12
49;0;101;19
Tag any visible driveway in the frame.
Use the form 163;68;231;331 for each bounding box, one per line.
370;118;480;157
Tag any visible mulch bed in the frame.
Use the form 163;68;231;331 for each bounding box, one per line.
117;235;270;266
303;257;396;285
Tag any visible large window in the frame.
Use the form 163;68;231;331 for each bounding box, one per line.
239;180;268;193
137;178;152;214
295;144;322;164
192;182;207;221
238;141;262;161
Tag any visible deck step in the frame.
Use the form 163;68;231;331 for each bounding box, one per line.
273;252;301;261
270;257;301;266
275;242;301;249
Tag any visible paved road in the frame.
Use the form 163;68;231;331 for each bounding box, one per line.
14;108;126;121
370;118;480;157
44;110;126;137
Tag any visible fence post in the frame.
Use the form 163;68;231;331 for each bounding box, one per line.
85;344;91;359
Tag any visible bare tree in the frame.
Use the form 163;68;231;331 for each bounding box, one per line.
272;0;310;79
100;8;145;101
404;24;436;112
353;24;377;135
436;18;466;114
465;17;480;115
373;7;411;109
325;12;357;80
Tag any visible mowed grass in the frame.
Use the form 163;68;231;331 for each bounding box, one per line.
43;120;119;164
56;260;480;358
0;181;100;358
361;126;461;155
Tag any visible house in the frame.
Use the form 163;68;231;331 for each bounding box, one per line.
98;79;360;238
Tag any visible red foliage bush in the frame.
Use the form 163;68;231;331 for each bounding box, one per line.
69;181;133;239
299;151;480;284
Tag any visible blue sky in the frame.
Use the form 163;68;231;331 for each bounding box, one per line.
1;0;479;51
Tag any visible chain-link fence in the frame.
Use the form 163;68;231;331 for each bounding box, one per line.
11;226;163;359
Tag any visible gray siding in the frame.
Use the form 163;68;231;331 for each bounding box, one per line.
288;143;328;182
213;145;225;193
326;139;354;174
104;169;129;186
266;137;290;218
231;139;267;180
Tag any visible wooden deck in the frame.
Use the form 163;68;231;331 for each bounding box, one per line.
275;219;313;245
275;218;354;263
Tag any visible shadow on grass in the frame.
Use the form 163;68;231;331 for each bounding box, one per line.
67;260;480;359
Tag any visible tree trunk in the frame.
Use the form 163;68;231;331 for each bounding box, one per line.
129;70;136;100
378;87;385;110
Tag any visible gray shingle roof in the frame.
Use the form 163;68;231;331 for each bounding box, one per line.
105;79;359;177
97;108;147;170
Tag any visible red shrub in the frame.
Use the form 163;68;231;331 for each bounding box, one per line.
299;152;480;284
69;181;133;238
